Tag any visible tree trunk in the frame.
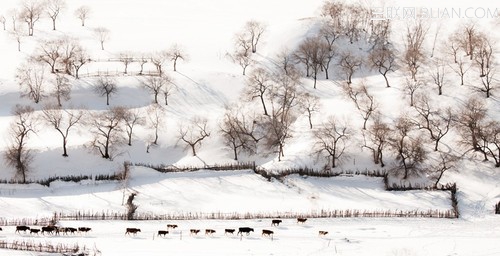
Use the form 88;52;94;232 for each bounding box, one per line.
52;19;56;30
173;60;177;72
190;144;196;156
62;137;68;157
260;95;268;116
106;94;110;105
101;41;104;50
383;73;390;87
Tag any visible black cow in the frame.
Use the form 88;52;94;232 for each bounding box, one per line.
125;228;141;236
224;228;235;235
271;219;282;226
262;229;274;237
15;225;30;233
0;227;2;231
157;230;169;237
41;226;58;235
190;229;200;235
78;227;92;233
61;227;77;235
30;228;40;235
297;218;307;224
237;227;254;236
319;231;328;236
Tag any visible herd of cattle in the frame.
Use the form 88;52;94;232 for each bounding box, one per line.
127;218;328;239
0;225;92;235
0;218;329;239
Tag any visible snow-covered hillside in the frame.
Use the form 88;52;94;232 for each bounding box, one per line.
1;0;500;254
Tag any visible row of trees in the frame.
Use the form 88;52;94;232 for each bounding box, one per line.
0;0;90;36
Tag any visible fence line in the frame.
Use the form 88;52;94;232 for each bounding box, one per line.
53;208;458;221
0;240;94;255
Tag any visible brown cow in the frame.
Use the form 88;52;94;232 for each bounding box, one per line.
262;229;274;238
205;229;216;236
167;224;178;230
297;218;307;224
125;228;141;236
157;230;169;237
190;229;200;235
319;231;328;236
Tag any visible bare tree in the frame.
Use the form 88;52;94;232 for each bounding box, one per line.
138;52;149;75
389;115;427;179
369;45;397;87
456;97;487;153
74;6;90;26
403;20;428;81
338;51;362;84
314;116;351;169
42;104;84;157
178;117;211;156
94;27;110;51
122;108;144;146
46;0;65;30
362;114;391;167
219;107;260;160
0;15;6;30
10;30;24;52
343;82;377;130
300;92;320;129
141;74;172;104
474;36;495;97
94;76;118;105
428;58;447;95
243;20;266;53
150;51;168;76
275;48;297;76
9;8;19;31
430;152;457;187
146;104;165;145
295;37;330;88
162;78;175;106
71;45;90;79
167;44;188;72
229;48;253;76
4;105;37;183
51;73;71;106
481;120;500;167
264;70;302;161
16;61;48;103
88;107;124;159
404;77;423;107
33;39;63;73
413;94;453;151
20;0;44;36
243;67;272;115
448;55;470;86
119;52;133;74
319;19;342;51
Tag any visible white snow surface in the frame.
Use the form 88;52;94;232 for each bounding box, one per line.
1;0;500;255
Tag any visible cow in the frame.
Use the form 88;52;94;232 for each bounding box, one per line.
205;229;216;236
125;228;141;236
61;227;77;235
262;229;274;237
0;227;2;231
157;230;169;237
297;218;307;224
15;225;30;233
78;227;92;233
224;228;235;235
190;229;200;235
167;224;178;230
30;228;40;235
237;227;254;236
271;219;282;226
41;226;58;235
319;231;328;236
